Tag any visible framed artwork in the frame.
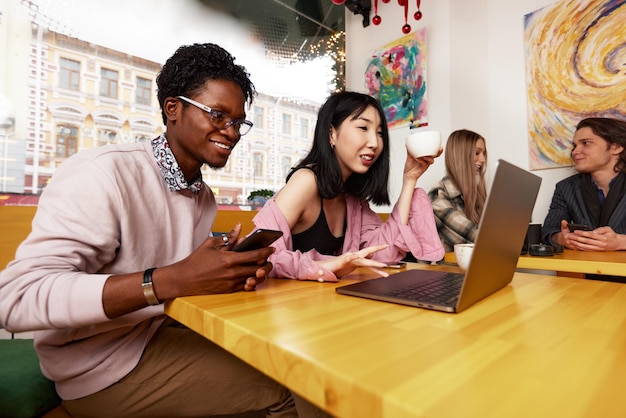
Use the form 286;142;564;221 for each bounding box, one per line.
524;0;626;170
365;28;428;130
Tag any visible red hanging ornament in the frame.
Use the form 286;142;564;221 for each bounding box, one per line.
401;0;411;33
372;0;382;25
414;0;422;20
368;0;424;31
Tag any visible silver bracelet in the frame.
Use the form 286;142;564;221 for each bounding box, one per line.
142;268;161;305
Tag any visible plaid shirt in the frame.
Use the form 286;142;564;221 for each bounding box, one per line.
428;176;479;252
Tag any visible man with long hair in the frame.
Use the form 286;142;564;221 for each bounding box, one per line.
542;117;626;253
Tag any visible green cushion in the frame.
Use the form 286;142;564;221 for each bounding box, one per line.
0;339;61;418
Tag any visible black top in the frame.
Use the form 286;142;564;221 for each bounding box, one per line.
292;199;345;255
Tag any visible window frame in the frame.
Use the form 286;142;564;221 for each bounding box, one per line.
100;67;119;98
59;57;80;91
135;76;152;106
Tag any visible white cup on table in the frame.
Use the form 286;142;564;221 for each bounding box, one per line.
454;243;474;271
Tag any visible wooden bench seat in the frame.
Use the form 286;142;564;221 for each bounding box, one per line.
0;206;37;270
2;207;390;269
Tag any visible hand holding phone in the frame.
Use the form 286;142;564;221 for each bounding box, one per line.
567;223;592;233
232;229;283;252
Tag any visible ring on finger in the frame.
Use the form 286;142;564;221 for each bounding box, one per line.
222;235;229;246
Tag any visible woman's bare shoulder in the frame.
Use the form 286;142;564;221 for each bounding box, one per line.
274;169;320;226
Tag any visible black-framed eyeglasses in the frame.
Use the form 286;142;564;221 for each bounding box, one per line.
177;96;253;136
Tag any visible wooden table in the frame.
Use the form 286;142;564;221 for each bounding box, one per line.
165;263;626;418
444;249;625;277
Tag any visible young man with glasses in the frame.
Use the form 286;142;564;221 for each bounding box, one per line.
0;43;311;417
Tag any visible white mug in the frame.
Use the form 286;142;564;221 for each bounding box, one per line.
405;130;441;158
454;243;474;271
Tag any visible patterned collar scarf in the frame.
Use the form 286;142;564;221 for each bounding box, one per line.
151;134;203;194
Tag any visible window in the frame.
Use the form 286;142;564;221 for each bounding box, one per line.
59;58;80;91
281;156;292;178
134;134;152;143
8;0;343;196
223;158;232;173
253;152;264;177
282;113;292;135
100;68;118;98
299;118;309;138
55;125;78;158
253;107;265;130
98;129;118;146
136;77;152;105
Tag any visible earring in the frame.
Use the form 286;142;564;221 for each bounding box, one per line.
330;143;335;150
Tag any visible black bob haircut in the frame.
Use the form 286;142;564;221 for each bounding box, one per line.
156;43;256;124
289;91;391;206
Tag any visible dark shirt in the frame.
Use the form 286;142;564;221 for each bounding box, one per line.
542;172;626;283
292;199;345;256
593;176;617;205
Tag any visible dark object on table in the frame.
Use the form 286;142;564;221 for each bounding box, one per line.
521;223;542;255
529;243;554;256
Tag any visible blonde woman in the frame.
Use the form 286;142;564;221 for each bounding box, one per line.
428;129;488;252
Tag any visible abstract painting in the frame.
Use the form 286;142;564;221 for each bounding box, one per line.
524;0;626;170
365;28;428;130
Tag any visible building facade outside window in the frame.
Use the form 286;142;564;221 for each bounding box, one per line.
282;113;291;135
281;155;292;179
253;107;265;130
55;125;78;158
136;77;152;106
134;134;152;143
253;152;264;177
97;129;117;147
299;117;309;139
100;68;118;98
59;58;80;91
3;1;343;200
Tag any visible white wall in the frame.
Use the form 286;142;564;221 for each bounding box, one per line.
345;0;574;222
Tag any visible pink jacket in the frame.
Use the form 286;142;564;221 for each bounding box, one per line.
253;189;444;281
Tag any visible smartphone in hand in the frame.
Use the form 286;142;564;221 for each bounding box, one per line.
232;229;283;252
567;222;592;233
384;262;407;269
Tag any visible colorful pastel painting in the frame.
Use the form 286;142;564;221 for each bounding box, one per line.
524;0;626;170
365;29;427;130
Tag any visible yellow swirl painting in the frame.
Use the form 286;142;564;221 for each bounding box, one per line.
524;0;626;170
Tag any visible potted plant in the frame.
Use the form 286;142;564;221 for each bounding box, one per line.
247;189;274;209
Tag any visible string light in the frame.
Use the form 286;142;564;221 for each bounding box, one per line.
305;31;346;93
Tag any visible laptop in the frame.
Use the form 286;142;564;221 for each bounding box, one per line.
336;159;541;313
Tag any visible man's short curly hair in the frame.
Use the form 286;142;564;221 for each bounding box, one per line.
156;43;256;124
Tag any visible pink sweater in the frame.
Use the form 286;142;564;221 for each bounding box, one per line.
0;143;216;400
253;190;444;281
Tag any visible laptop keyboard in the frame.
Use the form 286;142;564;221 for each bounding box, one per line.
384;273;464;305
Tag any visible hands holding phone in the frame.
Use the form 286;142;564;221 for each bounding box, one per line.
558;220;625;251
232;229;283;252
157;225;278;298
